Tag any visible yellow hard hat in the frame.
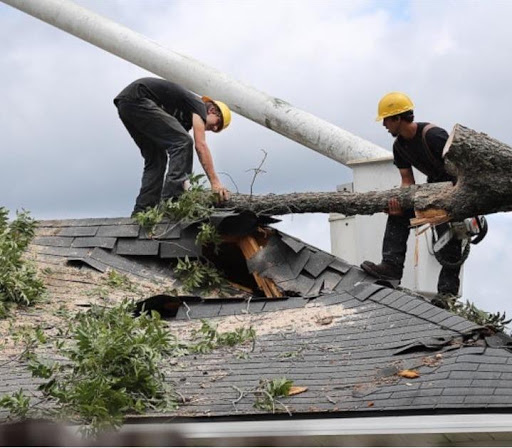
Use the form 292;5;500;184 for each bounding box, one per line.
202;96;232;132
376;92;414;121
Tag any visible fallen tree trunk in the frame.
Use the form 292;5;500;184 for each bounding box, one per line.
225;183;450;217
223;124;512;223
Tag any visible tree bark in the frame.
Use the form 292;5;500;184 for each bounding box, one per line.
223;124;512;223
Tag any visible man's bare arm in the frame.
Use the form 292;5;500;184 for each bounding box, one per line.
399;167;415;187
192;114;229;200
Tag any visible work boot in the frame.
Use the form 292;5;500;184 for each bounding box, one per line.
360;261;402;281
431;292;458;310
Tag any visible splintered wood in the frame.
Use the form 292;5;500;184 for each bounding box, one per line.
237;234;282;298
410;209;451;227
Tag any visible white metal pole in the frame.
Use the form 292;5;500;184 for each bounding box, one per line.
1;0;389;165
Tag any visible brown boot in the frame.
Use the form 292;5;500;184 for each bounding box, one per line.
361;261;402;281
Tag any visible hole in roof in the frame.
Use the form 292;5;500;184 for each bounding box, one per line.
203;241;265;296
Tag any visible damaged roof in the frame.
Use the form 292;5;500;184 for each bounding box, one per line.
29;214;354;298
2;214;512;423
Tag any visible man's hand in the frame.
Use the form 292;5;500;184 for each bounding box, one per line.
387;198;403;216
212;183;230;202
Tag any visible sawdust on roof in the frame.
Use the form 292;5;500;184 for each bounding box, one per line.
169;302;356;341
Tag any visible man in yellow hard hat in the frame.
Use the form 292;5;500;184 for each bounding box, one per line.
361;92;461;308
114;77;231;215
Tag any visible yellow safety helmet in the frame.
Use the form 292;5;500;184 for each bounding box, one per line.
202;96;232;132
376;92;414;121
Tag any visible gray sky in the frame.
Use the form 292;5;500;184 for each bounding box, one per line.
2;0;512;318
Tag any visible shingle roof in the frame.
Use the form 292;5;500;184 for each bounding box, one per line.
158;287;509;418
29;215;363;299
2;215;512;422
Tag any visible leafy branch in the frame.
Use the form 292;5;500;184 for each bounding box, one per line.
175;257;227;294
132;174;218;242
1;308;256;437
187;319;256;355
105;269;138;292
132;175;226;288
0;207;45;310
231;377;294;415
253;377;293;413
448;300;512;333
0;390;32;419
3;301;177;437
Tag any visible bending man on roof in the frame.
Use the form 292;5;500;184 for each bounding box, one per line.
114;77;231;215
360;92;463;309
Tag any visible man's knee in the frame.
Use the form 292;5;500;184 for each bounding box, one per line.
166;133;193;162
141;148;166;175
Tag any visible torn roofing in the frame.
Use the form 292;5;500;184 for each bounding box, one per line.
30;214;356;298
8;215;512;421
156;289;512;419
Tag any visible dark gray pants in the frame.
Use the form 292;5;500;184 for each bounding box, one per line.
115;98;193;214
382;211;462;295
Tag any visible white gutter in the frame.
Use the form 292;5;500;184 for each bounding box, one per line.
120;414;512;438
1;0;389;166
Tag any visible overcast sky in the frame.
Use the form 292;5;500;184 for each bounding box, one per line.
2;0;512;318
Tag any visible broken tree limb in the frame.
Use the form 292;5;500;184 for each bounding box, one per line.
222;124;512;223
224;183;450;217
441;123;512;219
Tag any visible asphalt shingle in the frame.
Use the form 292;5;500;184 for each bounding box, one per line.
334;267;368;291
348;282;386;301
96;224;140;238
71;237;117;249
279;233;306;253
303;251;335;277
57;226;99;237
32;236;74;247
328;258;351;274
116;239;160;256
159;238;201;258
286;248;311;279
87;247;163;280
277;274;315;296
